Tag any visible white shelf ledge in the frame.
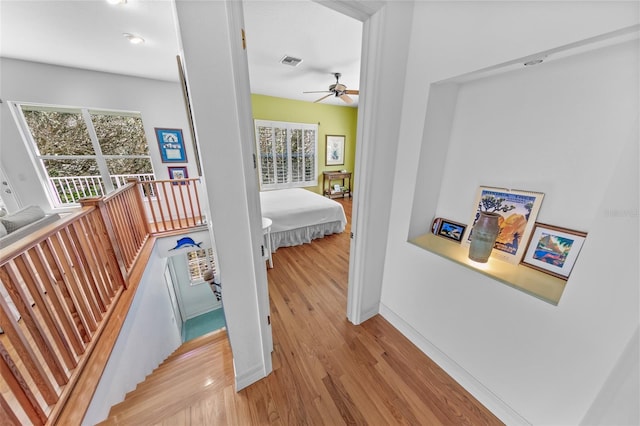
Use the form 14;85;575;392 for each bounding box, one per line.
409;233;566;305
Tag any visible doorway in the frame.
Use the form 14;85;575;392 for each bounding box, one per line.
242;0;364;318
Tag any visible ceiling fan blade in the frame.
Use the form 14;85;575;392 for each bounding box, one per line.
314;94;333;103
345;89;359;95
303;90;331;94
339;94;354;104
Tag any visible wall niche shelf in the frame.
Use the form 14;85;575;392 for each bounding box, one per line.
409;233;566;305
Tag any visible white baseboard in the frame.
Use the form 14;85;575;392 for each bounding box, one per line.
358;305;379;324
184;303;223;321
235;362;267;391
379;303;531;426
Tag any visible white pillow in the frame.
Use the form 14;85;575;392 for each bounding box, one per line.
0;221;7;238
0;205;45;234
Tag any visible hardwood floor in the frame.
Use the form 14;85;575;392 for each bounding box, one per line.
101;197;503;425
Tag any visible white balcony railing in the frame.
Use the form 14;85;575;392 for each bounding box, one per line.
48;173;155;205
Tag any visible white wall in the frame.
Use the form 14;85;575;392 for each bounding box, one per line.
170;254;220;319
157;229;221;321
374;2;639;425
0;58;196;211
174;0;271;390
83;246;182;425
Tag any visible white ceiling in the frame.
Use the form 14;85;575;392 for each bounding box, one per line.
0;0;362;107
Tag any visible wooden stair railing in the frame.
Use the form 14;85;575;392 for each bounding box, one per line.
0;178;205;424
0;204;127;425
134;177;205;233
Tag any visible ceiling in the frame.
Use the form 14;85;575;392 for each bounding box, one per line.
0;0;362;107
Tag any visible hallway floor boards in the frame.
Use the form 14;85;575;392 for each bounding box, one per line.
104;197;503;425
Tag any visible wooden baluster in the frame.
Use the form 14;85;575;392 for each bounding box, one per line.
39;240;89;349
0;341;47;425
85;209;126;293
0;278;58;406
76;216;113;299
28;245;83;361
2;263;68;387
194;178;203;225
13;253;76;372
160;181;177;231
143;181;161;234
80;198;129;287
108;198;134;267
57;229;103;327
128;178;150;239
118;193;139;261
59;227;104;320
47;235;97;338
69;220;111;309
127;188;148;247
0;395;23;426
175;179;189;228
183;179;195;227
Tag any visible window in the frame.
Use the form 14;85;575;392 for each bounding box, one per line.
187;248;217;285
12;103;155;206
254;120;317;190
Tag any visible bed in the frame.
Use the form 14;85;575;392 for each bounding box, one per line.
259;188;347;251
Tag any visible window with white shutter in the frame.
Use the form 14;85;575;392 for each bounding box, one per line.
254;120;317;190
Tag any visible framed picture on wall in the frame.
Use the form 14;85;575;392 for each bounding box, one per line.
521;223;587;280
168;166;188;184
156;128;187;163
326;135;345;166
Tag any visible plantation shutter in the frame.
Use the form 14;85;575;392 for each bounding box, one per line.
254;120;317;190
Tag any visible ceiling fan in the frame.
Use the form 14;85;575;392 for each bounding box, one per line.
304;72;359;104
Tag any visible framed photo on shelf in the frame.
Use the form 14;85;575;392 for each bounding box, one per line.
156;128;187;163
521;223;587;280
435;218;466;243
168;166;188;184
326;135;345;166
462;186;544;264
431;217;442;234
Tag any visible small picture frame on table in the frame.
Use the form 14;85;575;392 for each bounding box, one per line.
168;166;188;185
435;218;467;243
521;223;587;280
156;128;187;163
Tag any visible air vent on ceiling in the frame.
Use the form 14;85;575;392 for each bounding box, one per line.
280;55;303;67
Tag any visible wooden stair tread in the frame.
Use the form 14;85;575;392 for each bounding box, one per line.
99;329;231;425
165;328;227;361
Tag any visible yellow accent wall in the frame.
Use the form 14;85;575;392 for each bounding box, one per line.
251;94;358;195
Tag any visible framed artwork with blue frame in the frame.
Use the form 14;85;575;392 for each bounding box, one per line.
155;128;187;163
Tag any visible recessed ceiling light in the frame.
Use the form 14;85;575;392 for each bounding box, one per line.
107;0;127;4
123;33;145;45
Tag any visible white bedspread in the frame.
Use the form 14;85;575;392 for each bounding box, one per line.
260;188;347;250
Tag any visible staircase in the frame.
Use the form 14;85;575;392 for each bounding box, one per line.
98;329;233;425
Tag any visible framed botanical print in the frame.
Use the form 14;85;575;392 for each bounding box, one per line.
325;135;345;166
